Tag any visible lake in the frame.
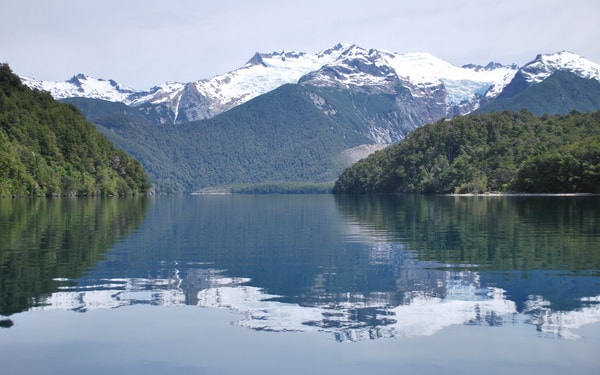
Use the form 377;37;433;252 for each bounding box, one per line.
1;194;599;374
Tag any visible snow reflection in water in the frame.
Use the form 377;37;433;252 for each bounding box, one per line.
35;262;600;342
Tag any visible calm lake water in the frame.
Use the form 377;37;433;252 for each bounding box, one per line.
1;194;599;374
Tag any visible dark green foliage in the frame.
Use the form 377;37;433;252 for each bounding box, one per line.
62;97;147;122
477;71;600;115
0;64;149;196
333;110;600;194
514;136;600;193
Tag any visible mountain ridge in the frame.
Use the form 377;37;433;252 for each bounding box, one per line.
476;70;600;115
22;44;599;126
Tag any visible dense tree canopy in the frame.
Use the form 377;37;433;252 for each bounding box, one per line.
333;110;600;194
0;64;149;196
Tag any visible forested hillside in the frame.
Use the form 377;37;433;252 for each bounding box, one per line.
66;84;385;193
0;64;149;197
332;110;600;194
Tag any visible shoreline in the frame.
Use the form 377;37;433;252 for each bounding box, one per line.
448;192;598;197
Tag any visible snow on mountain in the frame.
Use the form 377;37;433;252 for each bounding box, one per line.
126;81;186;105
19;45;599;124
299;45;518;111
20;73;135;102
385;52;517;103
190;43;348;111
114;43;349;123
519;51;600;84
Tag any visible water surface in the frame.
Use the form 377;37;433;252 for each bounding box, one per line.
1;195;599;374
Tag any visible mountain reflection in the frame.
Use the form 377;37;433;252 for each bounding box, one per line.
0;197;149;317
6;195;600;341
35;260;600;342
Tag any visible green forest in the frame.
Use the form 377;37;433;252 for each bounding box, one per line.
0;64;149;197
333;110;600;194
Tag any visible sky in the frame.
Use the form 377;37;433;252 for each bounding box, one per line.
2;0;599;89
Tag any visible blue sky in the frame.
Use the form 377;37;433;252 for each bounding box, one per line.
2;0;598;89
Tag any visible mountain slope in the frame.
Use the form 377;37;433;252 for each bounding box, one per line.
0;64;149;197
73;84;379;192
476;70;600;115
69;79;459;192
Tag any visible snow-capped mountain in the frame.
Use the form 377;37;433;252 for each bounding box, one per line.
519;51;600;84
20;45;600;127
22;44;349;124
299;45;518;112
486;51;600;106
20;73;135;102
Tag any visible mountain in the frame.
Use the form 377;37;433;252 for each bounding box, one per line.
23;44;349;124
492;51;600;101
299;45;517;112
20;73;135;102
476;70;600;115
23;46;600;133
297;45;518;142
514;51;600;87
21;47;600;130
0;64;149;197
22;44;519;127
475;51;600;115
